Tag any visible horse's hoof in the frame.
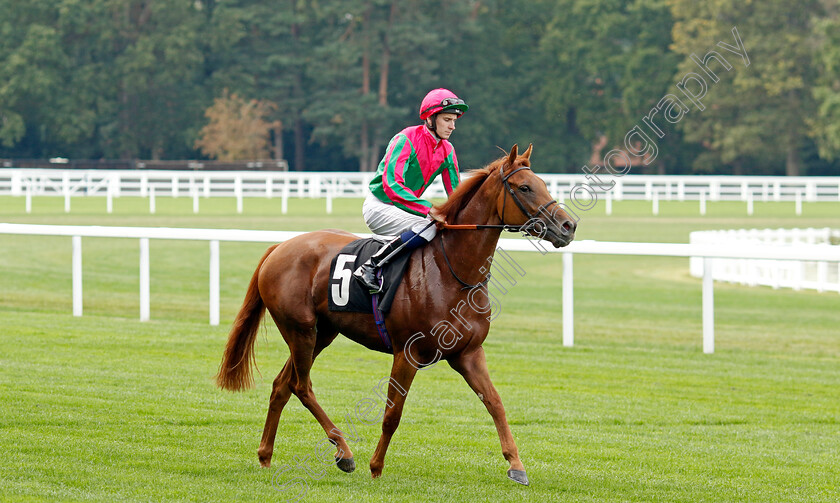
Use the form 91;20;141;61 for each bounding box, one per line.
335;456;355;473
507;469;529;486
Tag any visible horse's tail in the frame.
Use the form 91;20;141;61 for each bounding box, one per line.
215;244;279;391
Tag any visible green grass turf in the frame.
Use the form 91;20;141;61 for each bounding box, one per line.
1;194;839;502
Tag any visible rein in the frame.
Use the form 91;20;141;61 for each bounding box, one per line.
436;163;557;289
440;164;557;232
437;234;490;290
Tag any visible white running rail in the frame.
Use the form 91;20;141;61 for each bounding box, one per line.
689;228;840;293
2;169;840;202
1;223;839;353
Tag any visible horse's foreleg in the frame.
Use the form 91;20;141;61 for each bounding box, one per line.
448;346;529;485
369;352;418;479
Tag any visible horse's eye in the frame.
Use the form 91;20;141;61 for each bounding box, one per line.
519;185;531;193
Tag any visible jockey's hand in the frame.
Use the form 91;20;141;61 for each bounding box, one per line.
427;208;446;230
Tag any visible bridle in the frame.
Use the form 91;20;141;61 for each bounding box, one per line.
496;163;558;229
438;162;558;289
440;163;557;232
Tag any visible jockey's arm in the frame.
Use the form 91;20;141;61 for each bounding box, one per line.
440;149;461;196
380;135;435;217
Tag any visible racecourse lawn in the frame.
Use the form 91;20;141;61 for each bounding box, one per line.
0;194;838;503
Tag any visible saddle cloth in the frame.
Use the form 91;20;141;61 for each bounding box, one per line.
327;237;412;314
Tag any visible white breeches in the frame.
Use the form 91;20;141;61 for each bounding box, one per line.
362;194;437;241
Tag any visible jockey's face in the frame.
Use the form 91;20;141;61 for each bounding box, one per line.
431;113;458;140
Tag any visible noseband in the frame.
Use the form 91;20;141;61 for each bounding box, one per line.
498;163;558;230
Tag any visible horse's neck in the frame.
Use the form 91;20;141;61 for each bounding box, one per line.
437;182;504;283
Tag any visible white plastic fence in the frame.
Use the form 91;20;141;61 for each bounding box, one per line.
689;228;840;293
3;169;840;203
2;223;839;354
0;169;384;200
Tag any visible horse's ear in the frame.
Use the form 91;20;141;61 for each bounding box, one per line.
522;143;533;159
506;144;518;166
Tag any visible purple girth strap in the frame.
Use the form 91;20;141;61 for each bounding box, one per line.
371;270;393;353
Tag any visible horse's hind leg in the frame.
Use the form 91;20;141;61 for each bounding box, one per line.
258;358;293;467
286;324;357;472
258;320;354;472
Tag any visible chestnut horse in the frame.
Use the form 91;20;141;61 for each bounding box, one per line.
216;144;576;486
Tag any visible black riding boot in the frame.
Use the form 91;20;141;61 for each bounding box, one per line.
353;235;407;293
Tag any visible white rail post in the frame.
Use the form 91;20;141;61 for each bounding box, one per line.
25;182;32;213
106;187;113;214
795;190;802;216
235;176;243;214
72;236;83;317
562;252;574;347
209;240;220;326
700;190;707;216
605;190;612;216
652;190;659;216
192;187;199;214
310;174;321;198
281;179;289;214
326;183;333;214
702;257;715;354
140;238;150;321
11;171;22;196
149;185;156;214
746;190;753;216
63;172;70;213
266;177;273;198
111;174;121;198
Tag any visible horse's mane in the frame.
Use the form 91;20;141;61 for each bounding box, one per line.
433;160;502;223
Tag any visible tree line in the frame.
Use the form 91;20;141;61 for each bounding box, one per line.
1;0;839;175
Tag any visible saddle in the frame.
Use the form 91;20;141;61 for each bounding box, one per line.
327;237;413;314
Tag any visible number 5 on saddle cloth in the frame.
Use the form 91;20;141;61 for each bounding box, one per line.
328;237;413;315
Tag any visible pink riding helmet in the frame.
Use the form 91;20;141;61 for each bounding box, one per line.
419;88;469;120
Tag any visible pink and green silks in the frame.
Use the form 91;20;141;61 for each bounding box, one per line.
368;125;460;216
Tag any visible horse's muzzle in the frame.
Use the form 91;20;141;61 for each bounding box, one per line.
545;228;573;248
546;219;576;248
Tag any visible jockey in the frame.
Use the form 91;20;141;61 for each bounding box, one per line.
354;88;469;293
